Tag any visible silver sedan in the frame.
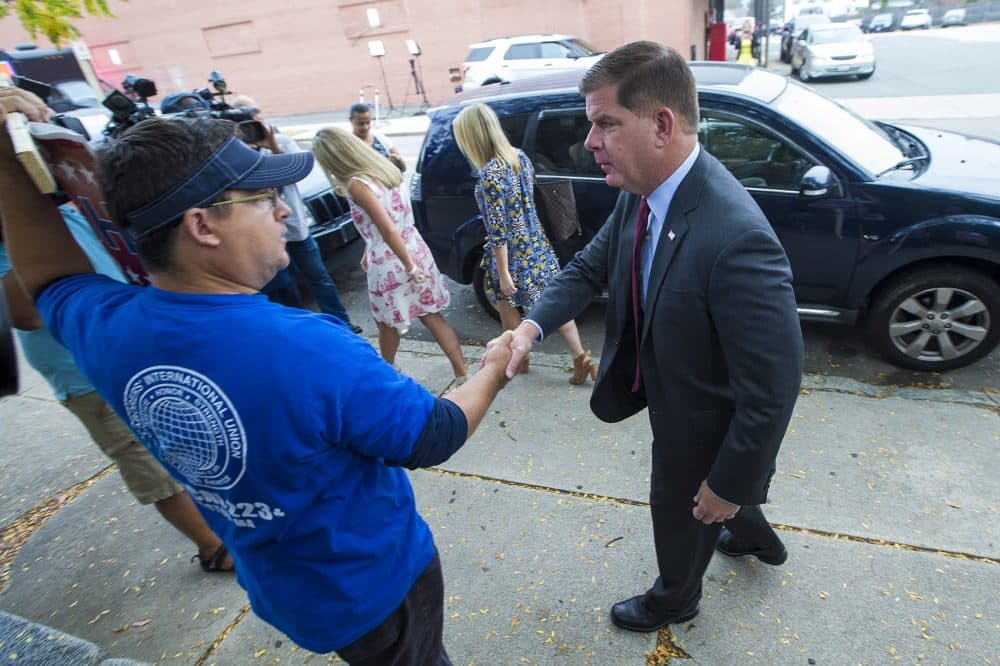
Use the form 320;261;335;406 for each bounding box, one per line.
791;23;875;81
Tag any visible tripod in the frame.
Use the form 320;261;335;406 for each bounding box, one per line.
373;55;396;113
407;57;430;110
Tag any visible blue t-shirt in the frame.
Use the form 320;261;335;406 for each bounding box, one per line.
37;276;437;652
0;206;126;400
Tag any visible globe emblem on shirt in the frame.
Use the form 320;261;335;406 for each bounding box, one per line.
123;366;246;490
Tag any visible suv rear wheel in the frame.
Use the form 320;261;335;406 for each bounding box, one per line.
867;265;1000;371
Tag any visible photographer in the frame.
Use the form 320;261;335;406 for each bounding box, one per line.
0;85;513;663
230;94;362;334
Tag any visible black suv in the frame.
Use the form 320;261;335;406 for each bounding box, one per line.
410;64;1000;372
294;166;360;267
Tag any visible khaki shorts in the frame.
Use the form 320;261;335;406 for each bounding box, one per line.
62;391;183;504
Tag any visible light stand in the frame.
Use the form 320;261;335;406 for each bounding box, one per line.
368;40;396;113
406;40;430;110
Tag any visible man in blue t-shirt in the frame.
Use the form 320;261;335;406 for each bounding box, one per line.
0;87;512;664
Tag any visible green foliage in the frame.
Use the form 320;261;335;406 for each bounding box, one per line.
0;0;118;47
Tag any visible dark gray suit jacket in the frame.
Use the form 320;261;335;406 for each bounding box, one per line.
527;149;803;506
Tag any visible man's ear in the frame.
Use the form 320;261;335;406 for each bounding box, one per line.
177;208;223;248
654;106;677;143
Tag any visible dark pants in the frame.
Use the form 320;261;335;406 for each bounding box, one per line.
261;235;352;324
336;553;452;666
645;503;780;613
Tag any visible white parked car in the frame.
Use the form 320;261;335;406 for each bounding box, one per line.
900;9;933;30
459;34;604;90
791;23;875;81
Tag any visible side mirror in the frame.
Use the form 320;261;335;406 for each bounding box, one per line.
800;165;840;198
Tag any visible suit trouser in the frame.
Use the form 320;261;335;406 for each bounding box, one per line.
645;502;779;613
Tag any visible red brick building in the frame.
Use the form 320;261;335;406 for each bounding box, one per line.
0;0;711;116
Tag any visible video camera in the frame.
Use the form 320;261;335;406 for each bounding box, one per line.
100;70;267;143
188;70;268;144
101;74;158;140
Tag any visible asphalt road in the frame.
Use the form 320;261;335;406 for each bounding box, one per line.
325;27;1000;394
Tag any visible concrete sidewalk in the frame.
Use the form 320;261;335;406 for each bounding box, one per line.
1;336;997;665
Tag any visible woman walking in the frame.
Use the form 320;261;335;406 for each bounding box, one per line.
312;127;467;383
452;103;594;384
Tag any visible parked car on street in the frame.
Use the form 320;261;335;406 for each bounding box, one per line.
791;23;875;81
411;65;1000;371
941;8;967;27
866;12;895;32
780;13;833;62
459;34;604;91
900;8;933;29
294;164;361;267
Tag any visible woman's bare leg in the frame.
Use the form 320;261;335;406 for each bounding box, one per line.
419;313;467;377
377;322;401;366
557;320;586;358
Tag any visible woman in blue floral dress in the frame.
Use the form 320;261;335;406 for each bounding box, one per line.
453;103;595;384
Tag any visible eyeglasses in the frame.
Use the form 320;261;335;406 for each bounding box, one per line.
207;188;282;209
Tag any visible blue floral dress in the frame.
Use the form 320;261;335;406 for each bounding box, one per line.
474;150;560;309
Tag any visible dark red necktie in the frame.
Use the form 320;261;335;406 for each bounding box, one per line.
630;197;650;393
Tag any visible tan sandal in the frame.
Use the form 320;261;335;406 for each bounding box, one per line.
569;352;596;385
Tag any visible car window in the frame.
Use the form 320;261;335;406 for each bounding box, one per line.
772;83;903;175
812;26;862;44
566;38;602;56
539;42;572;59
531;111;603;177
505;43;540;60
700;112;815;191
465;47;494;62
498;112;530;149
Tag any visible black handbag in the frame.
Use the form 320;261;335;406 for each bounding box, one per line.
533;179;582;243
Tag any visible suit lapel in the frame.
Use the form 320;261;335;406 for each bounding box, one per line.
640;152;710;343
613;195;642;333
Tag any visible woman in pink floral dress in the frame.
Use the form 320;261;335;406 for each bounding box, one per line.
313;127;467;382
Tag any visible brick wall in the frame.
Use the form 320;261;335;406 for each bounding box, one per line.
0;0;709;116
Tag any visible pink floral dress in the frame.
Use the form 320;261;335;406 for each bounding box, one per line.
348;177;451;334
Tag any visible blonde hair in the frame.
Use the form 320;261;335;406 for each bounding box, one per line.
452;103;521;173
312;126;403;195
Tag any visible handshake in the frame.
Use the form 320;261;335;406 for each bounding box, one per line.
480;323;538;382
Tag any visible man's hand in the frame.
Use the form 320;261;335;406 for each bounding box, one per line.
692;479;740;524
484;322;537;380
480;330;513;383
0;87;50;125
0;87;51;168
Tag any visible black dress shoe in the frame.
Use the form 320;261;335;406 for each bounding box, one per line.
609;595;699;633
349;323;363;335
716;527;788;565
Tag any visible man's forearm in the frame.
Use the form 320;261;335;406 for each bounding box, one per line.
443;360;508;436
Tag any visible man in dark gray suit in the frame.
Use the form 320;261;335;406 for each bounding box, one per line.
495;41;804;631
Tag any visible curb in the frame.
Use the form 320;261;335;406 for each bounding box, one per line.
0;610;151;666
